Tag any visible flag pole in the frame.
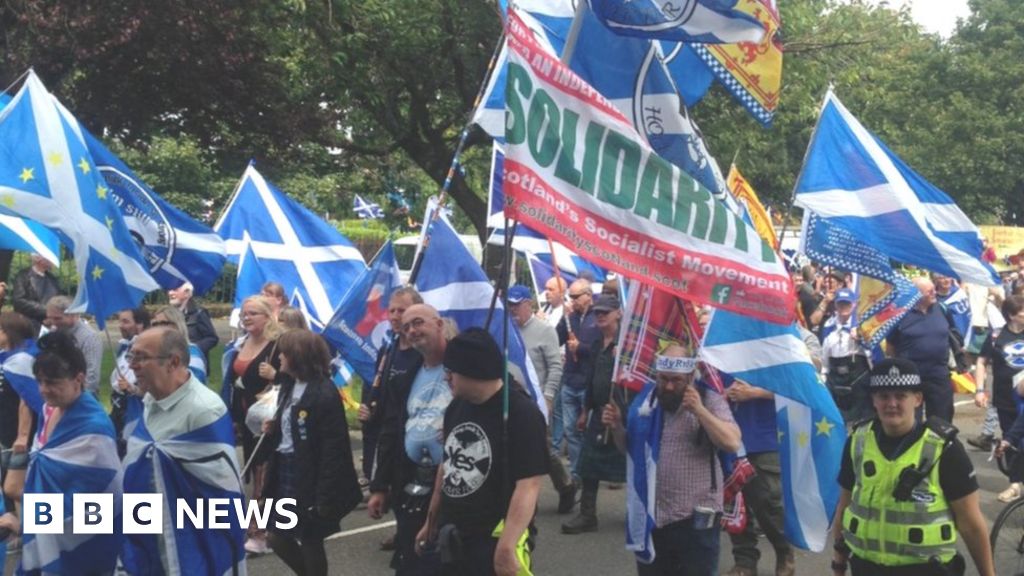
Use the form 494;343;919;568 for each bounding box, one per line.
777;86;832;252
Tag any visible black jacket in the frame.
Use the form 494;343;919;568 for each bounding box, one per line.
368;353;425;494
183;299;219;360
11;267;60;329
264;376;362;522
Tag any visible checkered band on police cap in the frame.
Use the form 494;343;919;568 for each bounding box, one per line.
869;358;922;391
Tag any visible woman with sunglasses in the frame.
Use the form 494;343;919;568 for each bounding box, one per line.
263;329;362;575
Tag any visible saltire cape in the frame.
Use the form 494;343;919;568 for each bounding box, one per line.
0;342;42;414
121;411;246;576
20;393;122;575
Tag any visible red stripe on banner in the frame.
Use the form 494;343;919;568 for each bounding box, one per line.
506;11;629;129
503;160;793;324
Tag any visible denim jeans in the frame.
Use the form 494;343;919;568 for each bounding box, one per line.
550;387;565;454
561;385;587;479
636;518;721;576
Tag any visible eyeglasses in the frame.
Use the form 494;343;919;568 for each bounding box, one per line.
401;317;428;332
568;292;588;300
151;320;174;327
126;351;170;364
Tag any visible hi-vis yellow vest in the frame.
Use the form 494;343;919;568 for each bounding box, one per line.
842;422;957;566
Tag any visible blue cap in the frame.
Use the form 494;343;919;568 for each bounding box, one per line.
835;288;856;303
507;285;532;304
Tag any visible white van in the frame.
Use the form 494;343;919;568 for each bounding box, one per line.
394;233;483;283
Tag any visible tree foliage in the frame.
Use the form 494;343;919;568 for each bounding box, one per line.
1;0;1021;248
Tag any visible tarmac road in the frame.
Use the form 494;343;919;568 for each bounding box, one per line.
2;396;1012;575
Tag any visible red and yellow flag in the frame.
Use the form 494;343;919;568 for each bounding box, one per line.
727;165;778;251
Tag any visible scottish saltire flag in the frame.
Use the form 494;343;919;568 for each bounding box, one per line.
69;125;227;295
794;90;999;286
21;393;122;575
489;224;607;282
0;213;60;265
353;194;385;219
473;0;574;139
624;381;662;563
416;216;546;418
215;164;366;324
525;252;578;299
801;211;920;348
0;71;159;325
0;343;42;414
487;143;506;228
701;309;845;551
233;235;270;306
121;412;246;576
324;241;403;384
589;0;765;44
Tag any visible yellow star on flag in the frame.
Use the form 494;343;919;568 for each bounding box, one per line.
77;158;91;174
18;167;34;183
0;195;15;209
777;429;785;443
96;184;108;200
105;216;114;231
797;431;810;448
91;264;104;281
815;416;836;437
47;151;63;166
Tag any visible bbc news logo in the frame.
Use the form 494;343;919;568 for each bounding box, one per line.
23;494;298;534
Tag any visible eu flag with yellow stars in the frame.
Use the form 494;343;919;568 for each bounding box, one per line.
0;71;158;326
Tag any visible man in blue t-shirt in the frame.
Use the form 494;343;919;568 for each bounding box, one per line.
723;378;795;576
887;277;956;422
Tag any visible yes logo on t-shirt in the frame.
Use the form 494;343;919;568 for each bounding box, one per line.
1003;340;1024;370
442;422;492;498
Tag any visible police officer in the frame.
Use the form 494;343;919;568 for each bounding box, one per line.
830;358;994;576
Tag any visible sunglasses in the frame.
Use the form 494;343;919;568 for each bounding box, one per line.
568;292;588;300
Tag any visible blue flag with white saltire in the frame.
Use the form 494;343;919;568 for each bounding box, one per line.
20;393;122;575
0;213;60;266
794;89;1000;286
72;127;227;295
488;224;607;282
416;217;547;418
215;164;367;324
0;342;42;415
121;411;246;576
353;194;386;219
525;252;578;299
589;0;765;44
323;241;403;384
700;309;845;551
0;71;159;326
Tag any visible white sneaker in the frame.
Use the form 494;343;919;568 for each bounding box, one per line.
244;536;270;555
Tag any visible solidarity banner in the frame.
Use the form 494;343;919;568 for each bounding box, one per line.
502;10;792;324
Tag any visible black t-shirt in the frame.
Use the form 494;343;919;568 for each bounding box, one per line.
440;385;548;535
838;421;977;503
0;374;19;447
981;326;1024;413
798;289;820;331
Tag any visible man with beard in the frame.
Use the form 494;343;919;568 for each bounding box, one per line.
109;307;150;453
369;304;451;575
602;344;741;575
415;328;548;576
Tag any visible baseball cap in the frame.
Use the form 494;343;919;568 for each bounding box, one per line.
507;285;532;304
835;288;856;304
591;294;620;312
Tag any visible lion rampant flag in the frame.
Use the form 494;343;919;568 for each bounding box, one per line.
727;164;778;250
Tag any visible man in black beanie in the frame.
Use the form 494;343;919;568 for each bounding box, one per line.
415;327;548;576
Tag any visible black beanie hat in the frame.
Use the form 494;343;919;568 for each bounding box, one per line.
443;327;504;380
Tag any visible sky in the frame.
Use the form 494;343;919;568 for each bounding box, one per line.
871;0;973;36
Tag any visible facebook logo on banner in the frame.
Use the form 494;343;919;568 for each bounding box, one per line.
22;493;297;534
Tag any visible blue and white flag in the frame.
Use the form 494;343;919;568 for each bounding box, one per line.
701;309;845;551
215;164;366;324
525;252;578;299
233;232;270;307
625;381;662;563
589;0;765;44
121;411;246;576
353;194;385;219
72;127;227;295
794;90;999;286
0;213;60;266
416;217;546;418
323;241;403;384
488;224;606;282
0;342;42;415
0;71;159;325
21;393;122;575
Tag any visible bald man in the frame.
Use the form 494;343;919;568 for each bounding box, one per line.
368;303;451;575
886;276;958;422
